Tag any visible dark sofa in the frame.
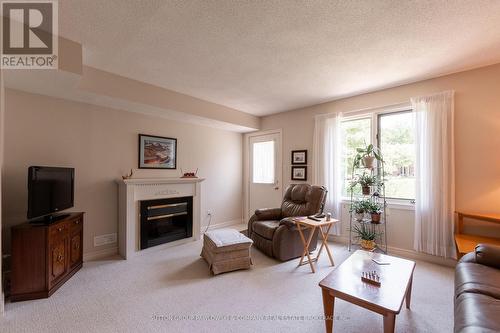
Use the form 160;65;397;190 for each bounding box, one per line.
454;243;500;333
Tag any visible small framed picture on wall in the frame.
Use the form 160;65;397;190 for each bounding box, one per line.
291;150;307;165
138;134;177;169
291;166;307;181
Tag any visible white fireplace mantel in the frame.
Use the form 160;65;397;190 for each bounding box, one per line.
117;177;205;259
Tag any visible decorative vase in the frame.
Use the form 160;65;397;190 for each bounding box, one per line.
362;186;371;195
371;213;381;224
362;156;376;169
360;239;376;250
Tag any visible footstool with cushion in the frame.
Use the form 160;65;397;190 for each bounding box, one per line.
201;228;253;275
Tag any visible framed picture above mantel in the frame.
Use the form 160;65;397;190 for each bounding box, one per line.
138;134;177;169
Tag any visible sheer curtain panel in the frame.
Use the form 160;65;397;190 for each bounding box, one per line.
313;112;343;235
412;91;455;258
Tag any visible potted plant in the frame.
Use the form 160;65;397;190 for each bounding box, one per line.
353;144;383;170
351;223;378;250
349;200;368;221
358;173;378;195
366;201;383;224
350;199;372;221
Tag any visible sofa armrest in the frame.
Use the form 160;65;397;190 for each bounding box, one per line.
254;208;282;221
475;243;500;269
458;252;476;264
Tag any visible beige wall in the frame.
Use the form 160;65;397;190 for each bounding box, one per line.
2;89;243;257
262;63;500;215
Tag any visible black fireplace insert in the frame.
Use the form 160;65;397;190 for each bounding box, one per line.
140;196;193;250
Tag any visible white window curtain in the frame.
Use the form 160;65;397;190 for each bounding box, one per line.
313;112;343;235
412;90;455;258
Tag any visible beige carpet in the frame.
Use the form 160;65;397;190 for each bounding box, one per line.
1;240;454;333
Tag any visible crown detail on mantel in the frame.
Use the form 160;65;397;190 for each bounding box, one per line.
154;189;180;196
118;177;205;186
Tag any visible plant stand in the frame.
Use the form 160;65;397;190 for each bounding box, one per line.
348;156;388;254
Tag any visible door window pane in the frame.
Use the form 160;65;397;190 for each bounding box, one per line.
252;141;275;184
378;112;416;199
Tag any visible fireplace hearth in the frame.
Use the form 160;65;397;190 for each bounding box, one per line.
140;196;193;250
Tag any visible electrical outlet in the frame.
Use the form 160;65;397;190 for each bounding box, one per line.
94;233;117;247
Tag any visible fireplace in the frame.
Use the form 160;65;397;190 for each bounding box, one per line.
118;177;204;259
140;196;193;250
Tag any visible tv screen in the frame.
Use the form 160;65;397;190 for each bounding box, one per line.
28;166;74;220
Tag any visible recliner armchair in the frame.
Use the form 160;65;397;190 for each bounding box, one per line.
248;184;327;261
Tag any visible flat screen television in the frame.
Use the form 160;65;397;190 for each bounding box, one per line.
28;166;74;221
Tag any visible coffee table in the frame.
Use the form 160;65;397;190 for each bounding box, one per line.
319;250;415;333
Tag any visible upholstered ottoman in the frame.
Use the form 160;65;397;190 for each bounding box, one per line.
201;228;253;275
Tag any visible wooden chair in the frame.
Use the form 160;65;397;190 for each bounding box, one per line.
455;212;500;259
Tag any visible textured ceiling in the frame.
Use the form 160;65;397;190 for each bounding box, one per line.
58;0;500;116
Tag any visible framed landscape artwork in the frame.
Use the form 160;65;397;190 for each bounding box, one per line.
291;166;307;181
291;150;307;164
138;134;177;169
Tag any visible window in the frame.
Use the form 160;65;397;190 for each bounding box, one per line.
341;117;371;196
252;141;275;184
340;110;416;200
378;112;415;200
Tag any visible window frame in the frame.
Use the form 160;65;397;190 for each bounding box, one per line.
340;115;373;198
376;109;415;202
340;106;416;206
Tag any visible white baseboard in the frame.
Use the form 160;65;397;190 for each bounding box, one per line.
83;246;118;262
328;235;457;267
200;219;244;234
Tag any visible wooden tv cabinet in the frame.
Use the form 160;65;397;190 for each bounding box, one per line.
11;212;84;302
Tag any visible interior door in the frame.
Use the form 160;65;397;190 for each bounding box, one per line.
248;132;282;217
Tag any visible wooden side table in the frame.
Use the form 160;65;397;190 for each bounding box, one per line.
294;216;339;273
454;211;500;259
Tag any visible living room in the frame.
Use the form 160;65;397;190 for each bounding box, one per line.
1;1;499;332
